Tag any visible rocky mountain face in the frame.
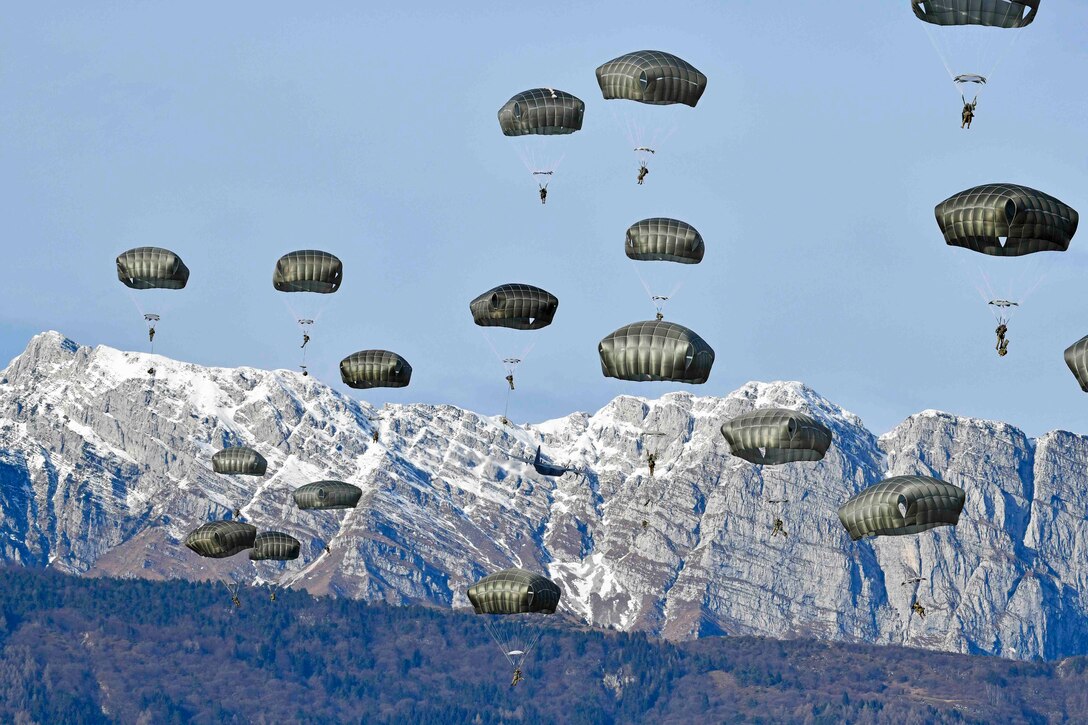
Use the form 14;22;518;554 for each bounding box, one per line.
2;331;1087;661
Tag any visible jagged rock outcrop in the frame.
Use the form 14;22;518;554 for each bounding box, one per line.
2;331;1087;661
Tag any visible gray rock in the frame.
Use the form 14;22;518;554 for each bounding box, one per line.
1;331;1086;661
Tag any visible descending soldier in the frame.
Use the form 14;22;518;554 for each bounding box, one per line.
323;544;331;556
996;323;1009;357
961;98;976;129
232;507;243;521
647;452;656;477
270;591;277;602
148;326;156;343
506;374;515;391
771;517;787;537
231;594;241;608
539;184;547;205
372;429;379;443
641;519;649;530
911;601;926;619
637;164;649;185
511;667;524;687
301;332;310;349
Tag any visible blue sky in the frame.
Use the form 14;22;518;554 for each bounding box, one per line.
2;2;1087;438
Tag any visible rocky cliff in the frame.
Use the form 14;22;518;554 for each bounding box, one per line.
2;331;1086;660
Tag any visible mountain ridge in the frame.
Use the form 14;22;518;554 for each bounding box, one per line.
2;331;1087;661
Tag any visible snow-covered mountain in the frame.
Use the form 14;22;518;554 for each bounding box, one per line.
2;331;1087;661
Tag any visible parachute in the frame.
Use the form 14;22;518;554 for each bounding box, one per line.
595;50;707;107
912;0;1038;28
273;250;343;376
598;320;714;384
498;88;584;195
595;50;706;175
498;88;585;137
116;247;189;368
470;284;558;330
292;481;362;510
721;409;832;539
625;218;704;264
912;1;1040;110
211;447;268;476
720;409;832;466
467;568;561;680
1064;335;1088;392
937;184;1076;350
250;531;301;561
339;350;413;389
184;521;257;558
273;250;343;293
838;476;966;541
250;531;301;601
471;284;559;424
116;247;190;290
936;184;1078;257
624;218;704;318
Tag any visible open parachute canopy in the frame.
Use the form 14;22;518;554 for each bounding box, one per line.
838;476;966;541
116;247;190;290
185;521;257;558
250;531;301;561
293;481;362;510
599;320;714;384
468;568;561;614
470;283;558;330
935;183;1078;256
595;50;707;107
1064;335;1088;393
911;0;1039;28
625;218;705;264
720;409;833;465
211;446;268;476
498;89;585;137
339;350;413;389
273;250;343;293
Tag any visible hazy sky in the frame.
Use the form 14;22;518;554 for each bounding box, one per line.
3;2;1087;438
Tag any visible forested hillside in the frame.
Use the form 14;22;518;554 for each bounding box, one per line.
0;567;1083;723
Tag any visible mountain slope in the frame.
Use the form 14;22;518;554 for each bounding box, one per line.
2;331;1087;660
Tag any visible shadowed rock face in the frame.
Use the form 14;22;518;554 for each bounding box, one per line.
2;331;1087;661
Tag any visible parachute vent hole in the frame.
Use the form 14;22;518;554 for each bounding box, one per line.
998;235;1009;249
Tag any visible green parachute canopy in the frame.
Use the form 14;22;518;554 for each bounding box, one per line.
273;250;343;293
838;476;965;541
250;531;301;561
1064;335;1088;393
912;0;1038;28
468;568;562;614
116;247;190;290
720;409;832;465
293;481;362;510
498;89;585;137
340;350;412;389
625;218;704;264
595;50;707;107
598;320;714;384
470;284;558;330
211;447;268;476
184;521;257;558
935;183;1078;256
